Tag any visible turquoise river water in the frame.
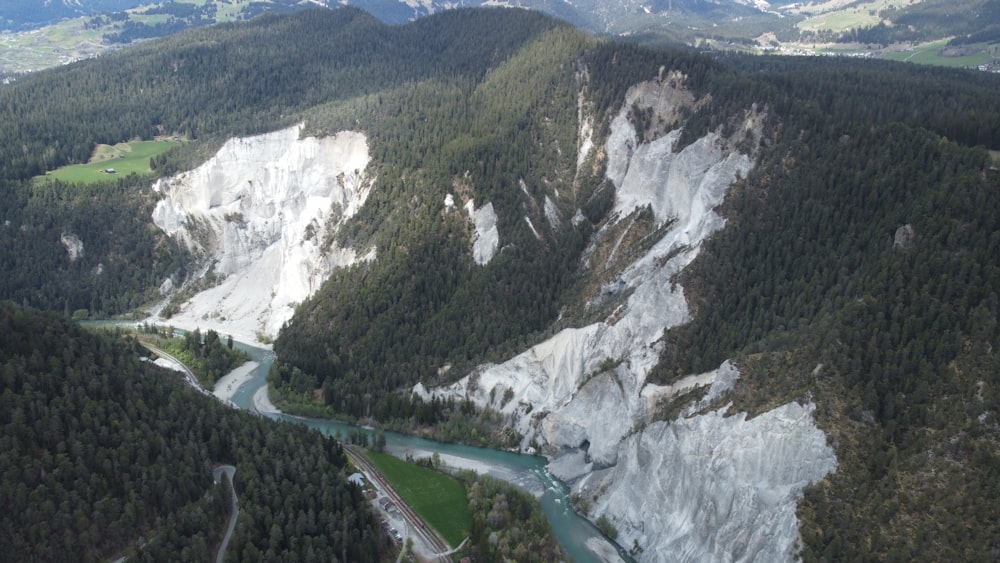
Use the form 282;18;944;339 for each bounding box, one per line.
225;340;633;563
84;322;632;561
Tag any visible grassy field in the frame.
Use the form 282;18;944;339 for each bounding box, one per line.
366;451;471;546
36;139;182;185
881;40;993;67
794;0;909;33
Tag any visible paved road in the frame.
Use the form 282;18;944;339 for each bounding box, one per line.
212;465;238;563
144;343;239;562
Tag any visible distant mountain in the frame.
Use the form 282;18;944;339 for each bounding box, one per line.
2;0;997;76
1;0;150;31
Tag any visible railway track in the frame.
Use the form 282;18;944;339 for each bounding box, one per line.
344;445;453;562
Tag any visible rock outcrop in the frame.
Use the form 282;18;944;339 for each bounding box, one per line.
466;199;499;265
419;79;755;464
60;233;83;261
151;124;371;343
584;398;836;562
418;78;835;561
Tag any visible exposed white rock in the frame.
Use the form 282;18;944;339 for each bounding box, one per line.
153;357;185;373
151;124;371;344
158;277;174;296
544;195;561;229
420;82;753;465
577;89;595;171
584;402;836;562
465;199;499;265
61;232;83;261
418;79;833;560
524;216;542;240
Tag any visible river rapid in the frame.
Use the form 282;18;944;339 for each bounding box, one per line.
226;341;633;563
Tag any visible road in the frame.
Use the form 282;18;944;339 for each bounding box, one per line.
344;445;454;562
143;341;448;561
139;341;211;397
143;344;238;562
212;465;238;563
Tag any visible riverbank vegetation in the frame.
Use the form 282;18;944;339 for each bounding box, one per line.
138;324;249;387
0;302;386;561
454;470;564;562
0;6;999;560
267;364;524;449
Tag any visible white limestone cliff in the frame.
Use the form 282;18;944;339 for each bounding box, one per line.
151;124;371;344
417;79;835;560
419;81;755;465
584;399;836;562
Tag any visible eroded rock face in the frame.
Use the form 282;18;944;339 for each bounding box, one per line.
151;124;371;342
60;233;83;261
465;199;499;265
418;77;835;561
419;79;754;464
893;223;915;249
584;401;837;562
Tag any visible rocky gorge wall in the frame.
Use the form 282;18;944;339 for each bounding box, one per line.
417;78;836;561
146;75;837;561
151;124;371;343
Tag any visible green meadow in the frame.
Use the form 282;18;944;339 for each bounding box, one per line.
881;40;993;68
36;139;181;185
366;451;471;546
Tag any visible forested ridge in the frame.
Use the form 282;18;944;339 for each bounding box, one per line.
0;175;188;317
0;302;386;561
0;7;567;317
646;57;1000;561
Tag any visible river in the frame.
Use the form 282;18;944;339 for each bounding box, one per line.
225;340;633;563
84;321;631;562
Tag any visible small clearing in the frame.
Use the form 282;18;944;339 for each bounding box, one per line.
35;139;182;185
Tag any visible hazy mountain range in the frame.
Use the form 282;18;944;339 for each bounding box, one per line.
2;0;998;75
